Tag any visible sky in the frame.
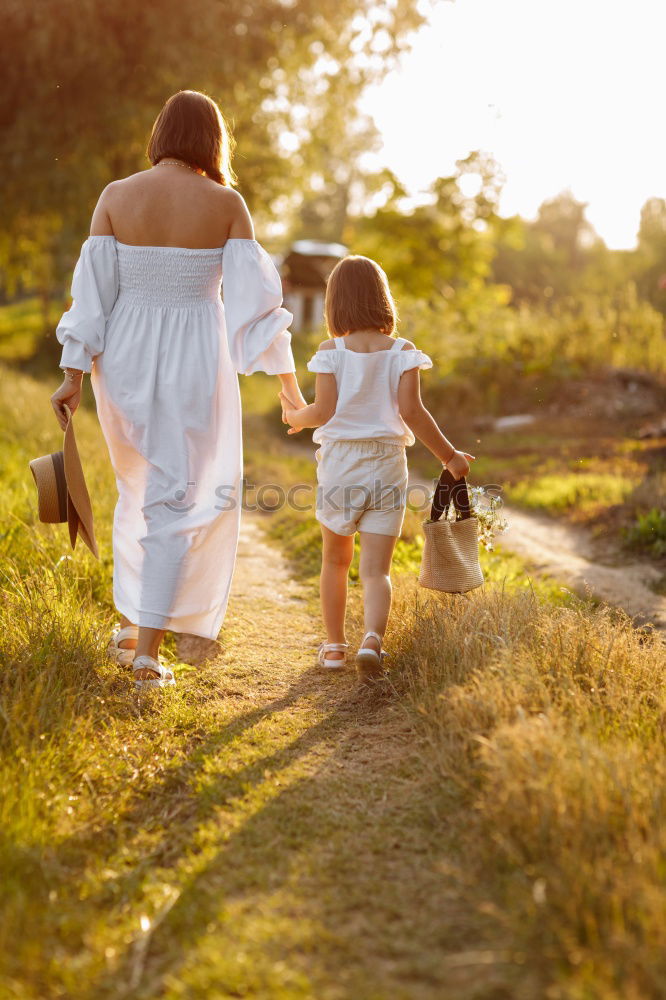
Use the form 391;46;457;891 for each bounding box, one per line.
361;0;666;249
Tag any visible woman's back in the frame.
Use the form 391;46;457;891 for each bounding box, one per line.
92;165;252;248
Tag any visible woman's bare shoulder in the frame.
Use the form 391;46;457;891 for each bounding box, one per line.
318;339;336;351
223;189;254;239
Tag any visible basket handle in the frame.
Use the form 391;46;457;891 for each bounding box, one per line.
429;469;472;522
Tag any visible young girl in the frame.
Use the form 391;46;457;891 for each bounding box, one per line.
280;255;473;679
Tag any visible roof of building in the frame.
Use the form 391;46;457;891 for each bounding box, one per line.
281;240;348;289
290;240;348;259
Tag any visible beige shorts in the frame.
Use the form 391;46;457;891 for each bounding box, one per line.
315;439;408;537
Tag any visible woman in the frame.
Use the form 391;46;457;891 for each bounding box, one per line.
50;90;306;688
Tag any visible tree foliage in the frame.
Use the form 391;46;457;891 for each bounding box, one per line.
0;0;427;295
634;197;666;314
347;152;505;314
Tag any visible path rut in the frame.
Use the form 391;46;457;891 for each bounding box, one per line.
501;505;666;630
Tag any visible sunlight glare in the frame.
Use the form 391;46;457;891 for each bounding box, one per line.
361;0;666;248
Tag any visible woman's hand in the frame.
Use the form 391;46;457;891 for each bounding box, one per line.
446;450;475;480
51;372;83;430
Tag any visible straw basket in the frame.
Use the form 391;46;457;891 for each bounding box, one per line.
419;470;483;594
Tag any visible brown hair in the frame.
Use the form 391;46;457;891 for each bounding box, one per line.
147;90;237;186
324;255;397;337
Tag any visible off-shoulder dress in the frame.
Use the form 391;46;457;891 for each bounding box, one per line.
56;235;294;638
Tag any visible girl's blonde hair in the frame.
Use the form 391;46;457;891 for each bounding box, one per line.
325;255;397;337
147;90;237;186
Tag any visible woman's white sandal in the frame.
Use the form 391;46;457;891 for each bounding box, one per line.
107;624;139;667
132;655;176;690
317;642;348;671
356;631;387;681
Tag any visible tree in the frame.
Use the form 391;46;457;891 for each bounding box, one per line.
0;0;428;306
634;197;666;313
347;152;504;313
492;191;605;304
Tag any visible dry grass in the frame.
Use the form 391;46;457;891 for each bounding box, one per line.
389;581;666;998
2;359;665;998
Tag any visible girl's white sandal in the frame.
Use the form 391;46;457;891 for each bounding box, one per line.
356;631;387;681
107;624;139;667
133;655;176;690
317;642;348;670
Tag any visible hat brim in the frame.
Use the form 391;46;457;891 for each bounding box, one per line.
63;406;99;559
29;452;68;524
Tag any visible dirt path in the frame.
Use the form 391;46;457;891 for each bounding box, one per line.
501;505;666;630
99;516;487;1000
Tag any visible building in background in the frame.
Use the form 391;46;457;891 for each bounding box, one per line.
279;240;347;332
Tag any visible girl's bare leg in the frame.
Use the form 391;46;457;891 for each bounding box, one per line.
358;532;398;653
320;525;354;661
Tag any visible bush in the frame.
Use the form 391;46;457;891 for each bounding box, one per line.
626;507;666;557
399;288;665;414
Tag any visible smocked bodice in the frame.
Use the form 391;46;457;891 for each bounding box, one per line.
56;234;294;376
116;243;223;307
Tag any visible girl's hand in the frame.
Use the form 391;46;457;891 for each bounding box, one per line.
51;373;83;430
446;450;475;480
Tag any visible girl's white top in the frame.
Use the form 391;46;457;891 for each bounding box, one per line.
55;235;294;639
307;336;432;446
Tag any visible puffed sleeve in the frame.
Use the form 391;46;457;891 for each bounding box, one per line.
222;239;295;375
56;236;119;372
399;349;433;374
306;349;339;375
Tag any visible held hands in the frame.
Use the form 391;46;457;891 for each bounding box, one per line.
279;390;304;435
51;373;83;430
446;449;475;480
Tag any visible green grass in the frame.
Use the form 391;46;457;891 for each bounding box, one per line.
626;507;666;558
0;297;62;362
509;471;637;515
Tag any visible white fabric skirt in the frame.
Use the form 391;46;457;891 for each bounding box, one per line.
92;297;242;639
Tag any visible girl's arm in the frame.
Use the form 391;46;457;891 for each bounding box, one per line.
397;365;474;479
280;372;337;434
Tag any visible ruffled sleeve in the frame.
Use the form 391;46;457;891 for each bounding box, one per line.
399;349;433;374
222;239;295;375
306;349;339;375
56;236;119;372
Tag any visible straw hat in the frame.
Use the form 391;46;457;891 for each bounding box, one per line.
29;405;98;558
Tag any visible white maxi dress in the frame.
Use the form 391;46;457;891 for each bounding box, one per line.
56;235;294;638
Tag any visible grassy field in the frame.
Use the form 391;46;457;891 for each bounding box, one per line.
0;297;63;364
1;358;664;998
